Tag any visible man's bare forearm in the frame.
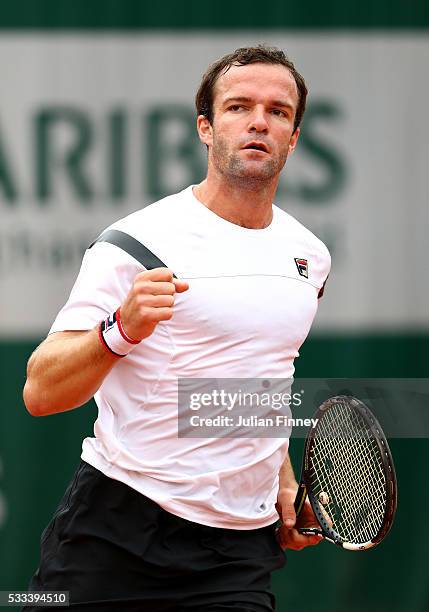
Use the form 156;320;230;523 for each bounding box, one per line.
279;450;298;492
23;328;118;416
23;268;189;418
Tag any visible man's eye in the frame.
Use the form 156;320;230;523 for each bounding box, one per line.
229;105;243;112
272;109;286;117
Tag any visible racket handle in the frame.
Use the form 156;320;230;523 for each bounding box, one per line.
298;527;324;536
294;481;307;517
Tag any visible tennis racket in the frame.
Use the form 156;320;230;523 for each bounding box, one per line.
293;395;397;550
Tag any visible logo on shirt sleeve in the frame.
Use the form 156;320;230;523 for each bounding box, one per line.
294;258;308;278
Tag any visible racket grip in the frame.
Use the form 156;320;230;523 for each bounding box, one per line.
298;527;323;536
294;481;307;517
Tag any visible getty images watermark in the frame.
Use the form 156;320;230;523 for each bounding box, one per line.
178;378;429;439
178;378;317;438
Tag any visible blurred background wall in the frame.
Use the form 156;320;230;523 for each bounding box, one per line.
0;1;428;610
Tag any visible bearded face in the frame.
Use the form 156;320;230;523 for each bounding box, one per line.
199;63;300;187
210;125;292;184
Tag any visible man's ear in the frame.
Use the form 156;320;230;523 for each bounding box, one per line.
197;115;213;147
288;127;300;156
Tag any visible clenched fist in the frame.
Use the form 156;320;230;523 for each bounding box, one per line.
120;268;189;342
275;487;323;550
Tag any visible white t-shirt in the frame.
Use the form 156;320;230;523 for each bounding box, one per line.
50;185;331;529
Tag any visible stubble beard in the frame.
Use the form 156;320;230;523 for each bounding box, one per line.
211;133;289;188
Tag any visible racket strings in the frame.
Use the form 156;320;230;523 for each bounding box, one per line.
312;408;386;542
310;401;387;544
312;438;384;543
314;412;386;542
314;437;385;542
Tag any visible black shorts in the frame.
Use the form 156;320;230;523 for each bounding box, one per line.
25;461;285;611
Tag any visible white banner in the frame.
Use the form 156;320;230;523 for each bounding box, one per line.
0;34;428;336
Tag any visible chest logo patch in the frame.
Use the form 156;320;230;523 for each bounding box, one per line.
294;258;308;278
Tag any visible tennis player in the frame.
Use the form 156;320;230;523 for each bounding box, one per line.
23;46;331;611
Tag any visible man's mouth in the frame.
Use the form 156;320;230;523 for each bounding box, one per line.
242;141;269;153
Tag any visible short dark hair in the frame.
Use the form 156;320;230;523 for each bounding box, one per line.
195;45;308;133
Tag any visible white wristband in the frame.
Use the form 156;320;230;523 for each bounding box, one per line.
99;308;140;358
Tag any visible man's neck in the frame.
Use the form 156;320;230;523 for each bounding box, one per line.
193;173;278;230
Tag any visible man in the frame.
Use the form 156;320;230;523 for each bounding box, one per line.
24;46;331;611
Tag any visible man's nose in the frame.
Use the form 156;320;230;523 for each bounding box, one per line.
247;107;269;133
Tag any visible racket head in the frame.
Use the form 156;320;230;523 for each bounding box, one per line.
301;395;397;550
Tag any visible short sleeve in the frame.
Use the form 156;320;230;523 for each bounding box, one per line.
318;275;329;299
312;241;331;300
49;242;142;334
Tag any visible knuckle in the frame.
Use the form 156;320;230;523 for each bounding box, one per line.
136;295;148;307
134;271;147;282
152;267;173;281
133;281;147;296
138;305;150;318
146;310;158;322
